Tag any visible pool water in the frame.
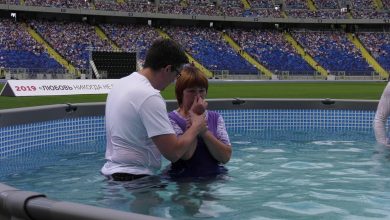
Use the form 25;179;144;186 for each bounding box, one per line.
1;129;390;219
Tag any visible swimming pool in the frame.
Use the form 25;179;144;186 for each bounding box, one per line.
1;99;389;219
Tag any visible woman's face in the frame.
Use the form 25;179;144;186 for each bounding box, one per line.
182;87;207;110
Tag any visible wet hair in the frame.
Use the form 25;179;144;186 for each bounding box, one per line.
175;65;208;106
143;38;188;72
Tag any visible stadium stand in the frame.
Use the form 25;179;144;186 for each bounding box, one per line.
348;0;390;19
248;0;275;9
0;0;388;79
285;0;308;9
94;0;125;11
383;0;390;9
18;0;288;18
228;28;314;75
99;23;159;65
292;30;374;75
312;0;340;9
0;18;63;76
0;0;19;5
358;32;390;72
165;26;258;75
29;19;112;70
24;0;90;9
286;9;348;19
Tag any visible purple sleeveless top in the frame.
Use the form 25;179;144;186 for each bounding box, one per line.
167;111;227;178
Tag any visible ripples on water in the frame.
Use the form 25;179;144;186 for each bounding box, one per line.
1;130;390;219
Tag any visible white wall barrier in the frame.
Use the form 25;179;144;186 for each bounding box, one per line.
0;79;117;96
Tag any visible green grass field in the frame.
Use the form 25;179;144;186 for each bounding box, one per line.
0;82;387;110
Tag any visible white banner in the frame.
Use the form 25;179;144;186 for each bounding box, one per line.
0;79;118;96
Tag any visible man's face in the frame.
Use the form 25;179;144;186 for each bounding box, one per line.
165;64;185;88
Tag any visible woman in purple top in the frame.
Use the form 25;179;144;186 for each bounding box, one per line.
167;65;232;178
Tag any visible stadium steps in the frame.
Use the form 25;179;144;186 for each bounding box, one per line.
373;0;383;9
155;28;213;78
222;32;275;78
95;26;121;51
23;23;79;76
283;32;329;77
241;0;251;9
307;0;317;11
347;33;388;78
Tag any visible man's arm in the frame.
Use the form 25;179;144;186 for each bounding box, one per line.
153;114;205;162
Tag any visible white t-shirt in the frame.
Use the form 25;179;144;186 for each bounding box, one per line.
101;72;175;175
374;82;390;145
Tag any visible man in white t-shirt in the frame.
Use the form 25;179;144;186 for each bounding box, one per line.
101;38;207;181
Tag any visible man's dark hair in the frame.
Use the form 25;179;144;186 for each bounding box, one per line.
143;38;188;71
